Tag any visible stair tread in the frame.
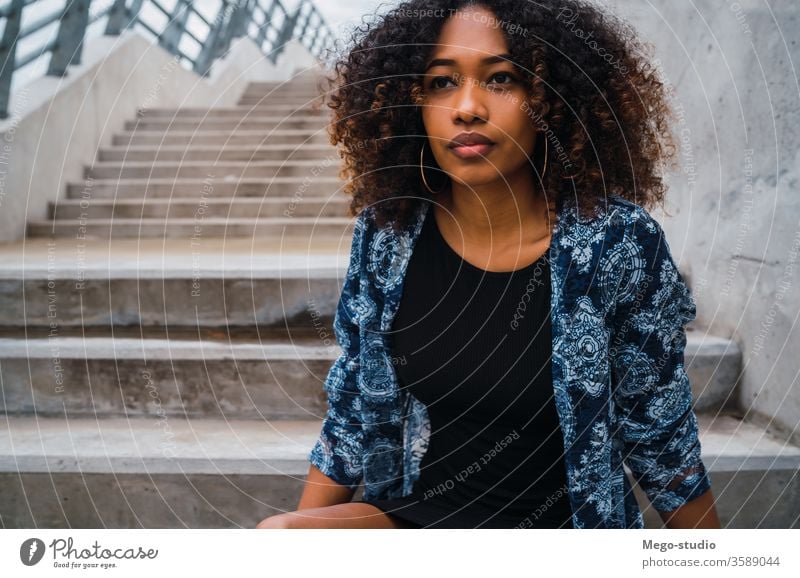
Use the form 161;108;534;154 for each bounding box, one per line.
101;144;334;151
0;415;321;475
139;106;325;112
0;333;339;360
130;116;327;121
116;129;326;135
0;329;735;354
0;237;350;278
29;217;352;224
696;414;800;471
89;160;339;167
68;176;341;183
52;197;346;206
2;414;797;476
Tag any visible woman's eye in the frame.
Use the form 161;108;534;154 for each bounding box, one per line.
489;72;516;86
430;76;455;90
427;72;516;91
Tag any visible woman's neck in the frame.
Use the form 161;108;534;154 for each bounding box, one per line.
435;178;554;247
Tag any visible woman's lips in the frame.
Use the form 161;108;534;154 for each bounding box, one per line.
448;143;495;159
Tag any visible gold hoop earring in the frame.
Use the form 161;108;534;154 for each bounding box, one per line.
539;136;548;181
420;141;447;194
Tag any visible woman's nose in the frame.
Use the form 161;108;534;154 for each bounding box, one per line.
450;75;489;124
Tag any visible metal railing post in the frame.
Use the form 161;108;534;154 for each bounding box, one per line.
194;0;232;77
298;3;312;44
107;0;144;35
159;0;191;54
255;0;279;51
0;0;24;119
47;0;92;76
270;3;300;64
231;0;256;40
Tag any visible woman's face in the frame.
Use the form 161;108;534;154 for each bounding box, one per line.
420;5;539;190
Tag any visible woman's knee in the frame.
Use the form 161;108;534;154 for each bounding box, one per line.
256;504;397;529
256;513;297;529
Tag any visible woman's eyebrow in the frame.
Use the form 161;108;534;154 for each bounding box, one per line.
424;52;513;71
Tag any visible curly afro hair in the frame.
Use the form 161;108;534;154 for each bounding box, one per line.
321;0;679;232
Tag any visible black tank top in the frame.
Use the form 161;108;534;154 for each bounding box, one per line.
388;210;574;528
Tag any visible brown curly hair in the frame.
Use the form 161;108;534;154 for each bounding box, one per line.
321;0;679;232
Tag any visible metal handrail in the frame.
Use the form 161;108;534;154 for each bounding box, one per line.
0;0;335;118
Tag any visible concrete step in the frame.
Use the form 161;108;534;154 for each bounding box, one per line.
1;413;796;528
113;129;330;146
240;84;324;94
0;330;335;419
240;86;324;96
0;237;348;329
97;144;338;162
84;161;339;180
238;95;325;106
0;327;738;421
637;413;800;529
26;216;353;239
246;79;324;92
0;269;342;328
684;330;742;413
49;197;348;219
244;85;323;94
66;177;342;198
136;105;327;117
124;117;329;131
0;415;320;528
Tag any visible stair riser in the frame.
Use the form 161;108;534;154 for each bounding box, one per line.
0;473;310;528
85;164;340;180
0;358;330;419
0;278;341;328
137;107;326;118
687;352;742;413
239;89;324;96
125;119;329;131
241;86;324;93
50;200;347;219
27;220;352;239
113;133;330;146
98;147;338;162
238;96;325;105
247;80;323;89
66;179;341;198
244;83;321;90
0;351;735;420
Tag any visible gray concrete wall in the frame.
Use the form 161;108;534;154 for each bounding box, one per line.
0;30;319;243
606;0;799;443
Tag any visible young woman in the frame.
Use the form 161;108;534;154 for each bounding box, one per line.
257;0;721;529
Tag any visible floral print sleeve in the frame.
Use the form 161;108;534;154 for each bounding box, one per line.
307;210;369;490
609;208;712;513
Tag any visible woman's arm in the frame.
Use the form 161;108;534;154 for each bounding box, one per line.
660;488;721;528
303;210;370;502
609;207;721;525
296;464;357;509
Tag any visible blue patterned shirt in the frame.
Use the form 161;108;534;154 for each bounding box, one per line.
308;194;712;528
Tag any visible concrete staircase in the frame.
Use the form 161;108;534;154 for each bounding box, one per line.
1;71;798;528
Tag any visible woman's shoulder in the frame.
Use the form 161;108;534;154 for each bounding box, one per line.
605;195;662;233
564;194;666;245
554;194;672;276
